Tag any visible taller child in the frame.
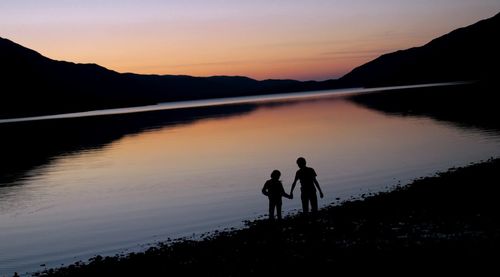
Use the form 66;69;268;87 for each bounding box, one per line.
290;157;324;213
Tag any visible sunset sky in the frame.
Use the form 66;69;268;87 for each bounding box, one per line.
1;1;499;81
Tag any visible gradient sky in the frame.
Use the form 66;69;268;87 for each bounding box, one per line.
1;1;499;81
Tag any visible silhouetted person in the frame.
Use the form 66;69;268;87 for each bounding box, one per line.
262;170;292;220
290;157;324;213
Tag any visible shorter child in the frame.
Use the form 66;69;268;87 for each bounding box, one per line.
262;170;292;220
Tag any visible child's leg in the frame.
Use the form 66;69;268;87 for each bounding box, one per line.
301;193;309;213
310;193;318;213
276;202;282;220
269;201;275;220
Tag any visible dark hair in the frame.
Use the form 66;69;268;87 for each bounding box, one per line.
271;170;281;179
296;157;306;166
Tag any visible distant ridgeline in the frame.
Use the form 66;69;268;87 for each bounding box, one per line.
0;37;342;118
340;12;500;87
1;12;498;118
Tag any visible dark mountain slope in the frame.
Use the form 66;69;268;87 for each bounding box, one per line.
340;12;500;86
2;13;498;118
0;37;340;118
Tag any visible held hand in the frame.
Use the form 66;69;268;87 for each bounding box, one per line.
319;191;324;198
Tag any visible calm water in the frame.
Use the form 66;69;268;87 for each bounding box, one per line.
1;85;499;276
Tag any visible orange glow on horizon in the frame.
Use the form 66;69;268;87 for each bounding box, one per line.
25;33;418;81
1;1;499;80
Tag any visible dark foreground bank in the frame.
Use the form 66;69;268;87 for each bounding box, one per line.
33;158;500;276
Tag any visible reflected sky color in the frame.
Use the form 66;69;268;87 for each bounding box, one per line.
1;0;499;80
1;93;500;275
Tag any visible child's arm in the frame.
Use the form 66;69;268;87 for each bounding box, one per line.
262;182;269;196
314;177;324;198
281;183;292;199
290;173;299;197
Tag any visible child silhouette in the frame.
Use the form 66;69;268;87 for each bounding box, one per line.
290;157;324;214
262;170;292;220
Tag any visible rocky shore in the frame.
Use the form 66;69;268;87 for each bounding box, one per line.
33;158;500;276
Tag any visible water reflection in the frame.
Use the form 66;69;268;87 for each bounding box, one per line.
349;83;500;133
2;83;495;188
0;104;258;186
1;84;500;276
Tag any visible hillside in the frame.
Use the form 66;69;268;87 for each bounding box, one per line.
1;12;499;118
340;12;500;86
0;37;339;118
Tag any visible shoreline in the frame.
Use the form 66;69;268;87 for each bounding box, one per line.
0;82;464;124
32;157;500;276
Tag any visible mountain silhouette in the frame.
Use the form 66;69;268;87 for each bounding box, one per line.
0;37;340;119
1;12;498;118
340;12;500;86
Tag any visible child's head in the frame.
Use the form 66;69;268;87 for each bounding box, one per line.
296;157;307;168
270;170;281;180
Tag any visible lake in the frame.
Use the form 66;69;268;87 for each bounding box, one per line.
1;84;499;276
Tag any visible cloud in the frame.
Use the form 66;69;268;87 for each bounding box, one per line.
321;48;394;57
